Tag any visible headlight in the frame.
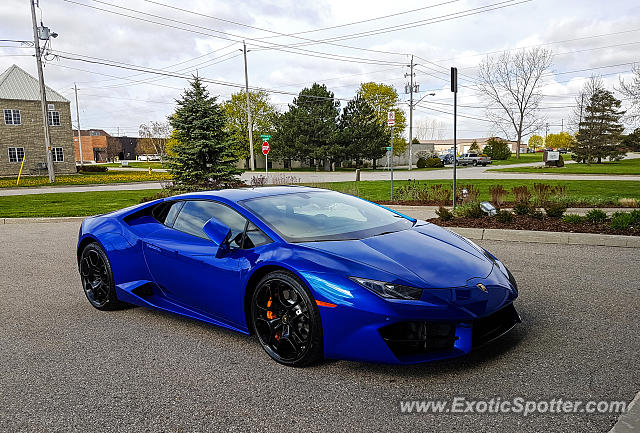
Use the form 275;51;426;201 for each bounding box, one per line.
349;277;422;300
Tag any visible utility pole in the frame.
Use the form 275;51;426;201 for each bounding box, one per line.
242;41;255;171
74;83;84;166
405;56;415;170
30;0;55;183
578;94;585;126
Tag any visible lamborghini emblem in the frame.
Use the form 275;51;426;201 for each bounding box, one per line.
477;283;488;292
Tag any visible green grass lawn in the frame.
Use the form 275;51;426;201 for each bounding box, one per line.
0;170;171;188
489;156;640;174
101;162;165;169
0;190;163;218
490;153;543;165
1;179;639;218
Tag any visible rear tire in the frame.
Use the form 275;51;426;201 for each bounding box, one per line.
473;160;478;166
79;242;124;310
251;271;323;367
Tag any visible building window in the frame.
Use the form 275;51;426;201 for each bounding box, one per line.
8;147;25;163
4;109;21;125
48;111;61;126
52;147;64;162
89;130;100;136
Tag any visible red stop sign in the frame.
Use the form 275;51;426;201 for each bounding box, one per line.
262;141;269;155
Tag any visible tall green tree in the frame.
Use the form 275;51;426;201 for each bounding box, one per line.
575;88;626;163
545;132;576;149
528;134;543;150
358;82;407;156
271;83;340;171
338;94;389;168
167;77;242;189
222;90;277;167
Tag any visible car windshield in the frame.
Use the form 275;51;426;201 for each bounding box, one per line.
241;190;414;242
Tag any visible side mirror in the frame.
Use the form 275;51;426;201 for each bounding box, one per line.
202;217;232;257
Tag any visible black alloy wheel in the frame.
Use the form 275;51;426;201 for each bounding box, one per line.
251;271;323;367
79;242;123;310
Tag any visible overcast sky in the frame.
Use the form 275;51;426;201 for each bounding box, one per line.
1;0;639;140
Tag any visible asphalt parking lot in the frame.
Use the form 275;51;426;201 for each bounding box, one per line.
0;222;638;432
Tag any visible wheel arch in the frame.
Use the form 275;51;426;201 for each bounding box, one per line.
77;235;103;265
243;264;312;334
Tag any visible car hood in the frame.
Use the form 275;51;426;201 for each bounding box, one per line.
298;223;494;288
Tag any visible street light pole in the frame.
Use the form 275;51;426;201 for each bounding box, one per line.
74;83;84;166
30;0;55;183
242;41;255;171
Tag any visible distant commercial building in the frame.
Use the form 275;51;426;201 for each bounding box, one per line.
0;64;75;176
73;129;110;163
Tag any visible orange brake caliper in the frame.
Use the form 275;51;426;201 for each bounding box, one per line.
266;297;276;320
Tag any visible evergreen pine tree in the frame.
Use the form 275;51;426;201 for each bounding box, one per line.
167;77;242;189
338;95;389;168
575;89;626;163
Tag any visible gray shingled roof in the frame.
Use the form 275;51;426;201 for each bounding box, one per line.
0;64;69;102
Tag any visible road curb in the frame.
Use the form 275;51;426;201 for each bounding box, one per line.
609;391;640;433
1;217;639;248
446;227;640;248
1;217;86;224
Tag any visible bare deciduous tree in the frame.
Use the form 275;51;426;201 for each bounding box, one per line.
477;47;552;158
138;121;172;163
570;75;604;132
618;64;640;125
416;118;446;140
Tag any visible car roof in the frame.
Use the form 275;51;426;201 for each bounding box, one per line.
171;185;325;203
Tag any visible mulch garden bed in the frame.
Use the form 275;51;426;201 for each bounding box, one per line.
379;200;624;208
428;215;640;237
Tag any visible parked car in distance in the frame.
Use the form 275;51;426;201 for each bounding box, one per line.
439;153;454;165
457;153;491;166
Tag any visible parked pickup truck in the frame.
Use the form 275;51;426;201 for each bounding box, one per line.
457;153;491;166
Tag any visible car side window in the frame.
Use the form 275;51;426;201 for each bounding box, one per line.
152;201;183;227
173;200;247;247
243;222;272;249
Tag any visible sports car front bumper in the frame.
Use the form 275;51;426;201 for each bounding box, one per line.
301;266;520;365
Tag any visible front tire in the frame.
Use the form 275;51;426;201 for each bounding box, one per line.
79;242;124;310
473;160;478;166
251;271;323;367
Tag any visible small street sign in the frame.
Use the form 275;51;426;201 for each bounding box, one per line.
262;141;270;155
260;134;271;141
385;146;392;151
387;111;395;127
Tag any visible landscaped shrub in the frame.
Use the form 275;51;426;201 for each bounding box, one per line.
495;210;514;223
532;183;551;206
544;203;567;218
562;214;583;224
425;157;444;168
139;189;172;203
416;157;427;168
618;198;638;208
584;209;607;223
436;206;454;221
550;185;567;201
489;185;508;208
396;180;429;201
458;184;480;203
513;203;531;215
531;209;544;219
511;185;531;205
77;165;108;173
610;212;634;229
430;184;451;205
455;202;484;218
483;138;511;160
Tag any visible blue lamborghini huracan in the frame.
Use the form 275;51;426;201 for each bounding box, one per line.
77;186;520;366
